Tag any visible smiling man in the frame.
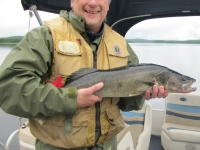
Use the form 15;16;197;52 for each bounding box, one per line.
0;0;168;150
71;0;109;33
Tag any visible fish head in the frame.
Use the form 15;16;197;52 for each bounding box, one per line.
166;73;197;93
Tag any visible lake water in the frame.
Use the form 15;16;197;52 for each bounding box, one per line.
0;44;20;150
0;43;200;149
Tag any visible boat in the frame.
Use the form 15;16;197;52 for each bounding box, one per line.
1;0;200;150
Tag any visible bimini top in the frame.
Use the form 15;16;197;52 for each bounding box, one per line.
21;0;200;36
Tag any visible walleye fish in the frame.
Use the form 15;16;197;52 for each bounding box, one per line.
65;63;197;97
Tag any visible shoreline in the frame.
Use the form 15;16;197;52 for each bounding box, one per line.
0;43;17;44
1;42;200;45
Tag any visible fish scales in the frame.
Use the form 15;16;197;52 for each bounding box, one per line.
64;63;196;97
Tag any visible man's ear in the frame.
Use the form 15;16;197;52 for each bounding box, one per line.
71;0;74;7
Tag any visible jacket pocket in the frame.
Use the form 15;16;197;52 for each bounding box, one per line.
107;50;129;69
38;110;90;148
104;105;125;141
42;115;65;126
62;109;90;148
55;44;83;75
57;41;83;56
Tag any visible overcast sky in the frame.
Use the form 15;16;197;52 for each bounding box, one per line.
0;0;58;37
1;0;200;40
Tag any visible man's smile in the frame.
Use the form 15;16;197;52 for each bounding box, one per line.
85;10;100;14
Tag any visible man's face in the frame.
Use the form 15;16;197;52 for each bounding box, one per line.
71;0;109;33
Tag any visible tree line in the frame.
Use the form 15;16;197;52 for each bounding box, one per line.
0;36;23;44
1;36;200;44
126;39;200;44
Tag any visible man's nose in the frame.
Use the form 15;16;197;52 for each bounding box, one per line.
88;0;98;6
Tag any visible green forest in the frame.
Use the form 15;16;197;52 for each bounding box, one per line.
1;36;200;44
0;36;23;44
126;39;200;44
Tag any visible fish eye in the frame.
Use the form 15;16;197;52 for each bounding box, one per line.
182;77;187;81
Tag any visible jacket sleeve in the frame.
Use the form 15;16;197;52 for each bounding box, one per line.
118;42;145;111
0;26;77;118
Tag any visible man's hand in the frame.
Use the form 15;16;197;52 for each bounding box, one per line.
144;85;168;100
77;82;104;107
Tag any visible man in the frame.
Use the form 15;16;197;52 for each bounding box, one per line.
0;0;168;149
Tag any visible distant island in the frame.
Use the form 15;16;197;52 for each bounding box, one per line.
0;36;24;44
126;39;200;44
0;36;200;44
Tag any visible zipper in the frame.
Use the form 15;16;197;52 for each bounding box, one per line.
93;50;97;68
95;102;101;132
93;50;101;132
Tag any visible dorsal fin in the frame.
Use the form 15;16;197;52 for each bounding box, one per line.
102;65;130;71
65;64;148;85
65;68;98;85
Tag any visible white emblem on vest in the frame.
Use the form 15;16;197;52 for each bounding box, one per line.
58;41;80;54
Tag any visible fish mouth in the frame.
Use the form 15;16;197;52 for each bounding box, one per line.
182;79;197;93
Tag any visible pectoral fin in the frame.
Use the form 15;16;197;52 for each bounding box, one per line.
155;72;170;85
138;77;155;86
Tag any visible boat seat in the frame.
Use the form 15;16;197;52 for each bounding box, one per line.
117;101;152;150
19;122;36;150
161;93;200;150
